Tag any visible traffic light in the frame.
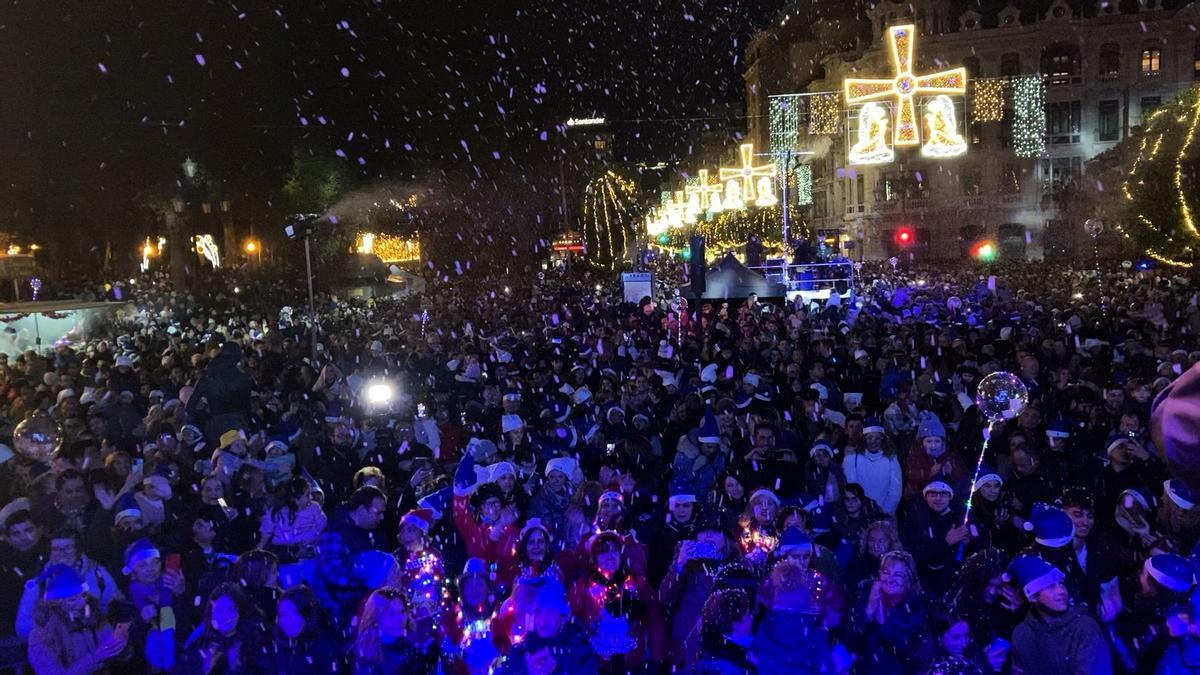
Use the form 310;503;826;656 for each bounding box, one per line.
894;227;914;247
971;240;997;262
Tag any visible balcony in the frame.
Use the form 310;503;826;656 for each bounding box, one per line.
874;197;929;213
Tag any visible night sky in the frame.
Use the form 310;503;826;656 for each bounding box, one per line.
0;0;783;251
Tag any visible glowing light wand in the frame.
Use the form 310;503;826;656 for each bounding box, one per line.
956;371;1028;562
957;419;998;562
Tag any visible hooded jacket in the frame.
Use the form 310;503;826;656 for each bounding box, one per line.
1011;605;1113;675
185;342;252;421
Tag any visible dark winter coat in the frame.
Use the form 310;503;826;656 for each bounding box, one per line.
845;587;928;675
185;342;253;436
749;607;834;675
265;634;343;674
900;502;965;595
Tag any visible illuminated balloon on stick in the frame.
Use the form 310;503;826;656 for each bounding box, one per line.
959;371;1028;560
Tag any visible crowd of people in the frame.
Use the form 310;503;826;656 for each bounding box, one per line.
0;258;1197;674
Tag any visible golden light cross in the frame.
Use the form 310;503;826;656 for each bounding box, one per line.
685;169;725;211
844;25;966;146
719;143;775;202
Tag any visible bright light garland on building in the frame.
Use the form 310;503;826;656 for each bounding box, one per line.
769;95;803;154
685;169;725;213
809;93;841;135
919;95;968;159
1012;76;1046;158
844;25;966;147
972;78;1005;123
796;165;813;206
355;232;421;263
849;102;896;165
719;143;777;208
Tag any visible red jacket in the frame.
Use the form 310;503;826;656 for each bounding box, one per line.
903;447;969;499
568;569;665;668
452;495;519;563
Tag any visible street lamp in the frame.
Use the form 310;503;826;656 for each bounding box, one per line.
245;239;262;266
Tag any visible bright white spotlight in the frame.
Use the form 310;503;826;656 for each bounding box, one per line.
366;382;394;405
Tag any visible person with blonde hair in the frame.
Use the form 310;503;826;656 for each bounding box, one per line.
348;587;423;675
846;549;928;674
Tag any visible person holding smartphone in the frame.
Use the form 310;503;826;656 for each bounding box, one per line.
27;565;131;673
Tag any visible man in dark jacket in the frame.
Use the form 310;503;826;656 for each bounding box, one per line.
1008;555;1114;675
0;510;46;643
185;342;253;442
636;480;698;586
901;478;968;596
311;485;389;629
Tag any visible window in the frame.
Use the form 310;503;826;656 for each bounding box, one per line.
593;139;607;150
1141;96;1162;119
1000;165;1022;194
1099;44;1120;79
855;175;865;208
1048;101;1082;144
881;177;899;201
811;156;827;183
1099;100;1120;142
1141;48;1161;76
1042;44;1081;85
1000;53;1021;77
969;121;983;145
813;192;828;219
960;168;983;196
1194;39;1200;79
963;56;981;78
1040;157;1082;188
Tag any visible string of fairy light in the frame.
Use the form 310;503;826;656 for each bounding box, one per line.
1012;75;1046;158
971;78;1006;123
766;95;817;213
796;165;813;206
810;93;841;135
1121;90;1200;267
583;170;639;269
653;205;797;255
355;232;421;263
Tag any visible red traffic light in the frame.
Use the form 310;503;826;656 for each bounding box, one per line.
894;227;914;246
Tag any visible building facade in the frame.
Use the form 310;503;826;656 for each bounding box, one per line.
745;0;1200;260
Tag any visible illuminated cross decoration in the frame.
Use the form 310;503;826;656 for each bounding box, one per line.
685;169;725;211
844;25;966;146
719;143;776;203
